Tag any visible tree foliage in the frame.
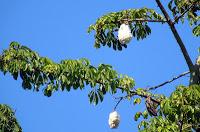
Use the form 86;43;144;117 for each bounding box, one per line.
0;42;134;104
168;0;200;36
138;85;200;132
0;104;22;132
88;8;165;50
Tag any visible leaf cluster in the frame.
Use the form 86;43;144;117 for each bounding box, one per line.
0;42;135;105
168;0;200;36
88;8;165;50
0;104;22;132
138;85;200;131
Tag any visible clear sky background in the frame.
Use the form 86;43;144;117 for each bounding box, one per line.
0;0;199;132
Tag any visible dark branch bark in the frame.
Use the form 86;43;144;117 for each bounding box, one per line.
155;0;194;72
147;71;190;91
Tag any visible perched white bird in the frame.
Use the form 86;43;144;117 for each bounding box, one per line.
108;111;120;129
118;23;133;44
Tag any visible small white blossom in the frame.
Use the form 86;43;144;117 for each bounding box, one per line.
118;23;133;44
108;111;120;129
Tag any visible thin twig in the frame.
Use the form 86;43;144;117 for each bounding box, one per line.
146;71;190;91
114;97;123;110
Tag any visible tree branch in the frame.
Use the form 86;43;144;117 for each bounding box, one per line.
146;71;190;91
96;80;159;104
114;71;191;105
173;4;195;24
120;18;167;23
131;91;160;104
112;86;160;104
155;0;194;72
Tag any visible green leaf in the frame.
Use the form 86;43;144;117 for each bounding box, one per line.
142;110;148;119
44;84;53;97
22;80;32;90
97;89;104;102
12;72;18;80
134;112;142;121
88;91;94;104
94;93;99;105
193;25;200;37
134;98;141;105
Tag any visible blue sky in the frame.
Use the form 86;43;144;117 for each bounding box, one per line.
0;0;199;132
